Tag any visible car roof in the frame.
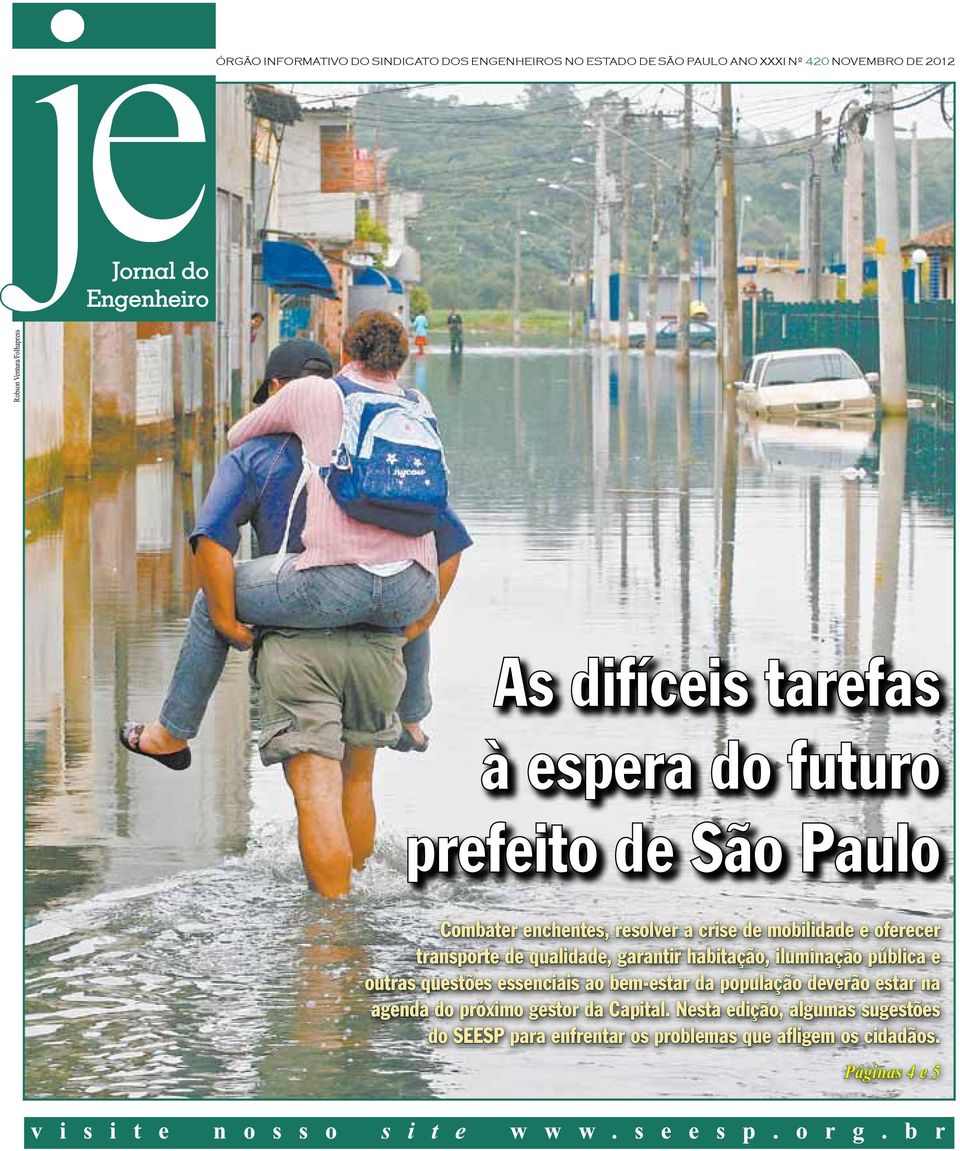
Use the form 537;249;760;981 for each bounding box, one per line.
758;347;851;361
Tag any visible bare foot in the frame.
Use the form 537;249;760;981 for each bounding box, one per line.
137;721;188;755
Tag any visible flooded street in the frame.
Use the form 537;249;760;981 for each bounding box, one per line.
25;347;954;1099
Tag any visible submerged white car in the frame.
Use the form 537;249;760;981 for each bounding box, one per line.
735;348;877;418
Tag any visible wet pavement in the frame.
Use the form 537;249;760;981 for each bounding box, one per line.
25;347;954;1098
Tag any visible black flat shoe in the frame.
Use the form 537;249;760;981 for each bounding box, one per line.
119;722;192;771
390;728;430;753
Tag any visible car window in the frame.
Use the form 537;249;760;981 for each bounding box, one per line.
742;357;754;381
661;322;677;334
747;356;767;384
761;352;861;387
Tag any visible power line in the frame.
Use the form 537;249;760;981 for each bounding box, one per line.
940;86;954;131
289;81;440;106
350;82;652;127
867;84;948;115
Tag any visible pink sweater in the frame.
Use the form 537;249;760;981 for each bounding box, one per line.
227;374;438;575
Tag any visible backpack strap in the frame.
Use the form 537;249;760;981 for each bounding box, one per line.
270;378;353;572
332;372;362;397
270;449;317;573
335;372;413;403
333;372;396;399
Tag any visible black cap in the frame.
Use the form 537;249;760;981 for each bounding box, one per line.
254;338;334;404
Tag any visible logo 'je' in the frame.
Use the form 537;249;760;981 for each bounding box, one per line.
2;79;208;315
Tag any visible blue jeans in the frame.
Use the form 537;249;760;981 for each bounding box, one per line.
159;556;438;740
398;632;431;725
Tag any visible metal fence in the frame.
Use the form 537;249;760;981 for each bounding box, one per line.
742;299;955;399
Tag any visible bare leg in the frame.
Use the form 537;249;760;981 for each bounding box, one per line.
283;754;353;898
341;746;377;872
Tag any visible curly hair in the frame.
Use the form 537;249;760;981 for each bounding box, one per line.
342;310;409;374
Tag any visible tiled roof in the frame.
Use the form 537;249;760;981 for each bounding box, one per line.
902;222;953;251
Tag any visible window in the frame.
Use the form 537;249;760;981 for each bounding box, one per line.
761;352;861;388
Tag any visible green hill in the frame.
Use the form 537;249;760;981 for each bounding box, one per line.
354;84;954;311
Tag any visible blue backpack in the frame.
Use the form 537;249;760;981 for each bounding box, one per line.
272;374;447;571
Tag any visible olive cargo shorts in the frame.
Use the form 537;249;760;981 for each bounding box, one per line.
255;628;407;764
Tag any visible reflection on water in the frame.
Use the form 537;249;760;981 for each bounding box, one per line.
25;349;954;1099
26;455;250;913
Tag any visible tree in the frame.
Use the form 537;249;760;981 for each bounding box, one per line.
522;83;581;116
410;286;431;316
355;209;390;269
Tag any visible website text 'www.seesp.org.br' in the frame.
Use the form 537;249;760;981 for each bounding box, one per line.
26;1118;953;1149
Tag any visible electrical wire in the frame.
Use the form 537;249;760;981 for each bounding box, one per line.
940;86;954;131
867;84;947;115
289;81;440;106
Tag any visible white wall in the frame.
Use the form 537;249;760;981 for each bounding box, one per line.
279;191;355;244
278;116;321;197
25;324;64;463
136;334;174;425
216;86;251;197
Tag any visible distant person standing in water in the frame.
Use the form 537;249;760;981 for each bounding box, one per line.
446;308;464;355
411;310;429;353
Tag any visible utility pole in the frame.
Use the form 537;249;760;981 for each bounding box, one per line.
719;84;740;385
872;83;908;414
513;202;522;346
373;100;382;222
910;120;920;238
714;151;723;365
810;109;824;301
592;109;611;343
677;84;693;369
646;112;662;356
568;233;577;340
843;101;865;303
799;180;808;276
618;100;632;349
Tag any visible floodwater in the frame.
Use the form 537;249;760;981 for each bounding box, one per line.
25;348;954;1099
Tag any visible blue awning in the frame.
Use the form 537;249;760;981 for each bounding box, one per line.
353;266;389;288
352;266;404;294
261;241;337;298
